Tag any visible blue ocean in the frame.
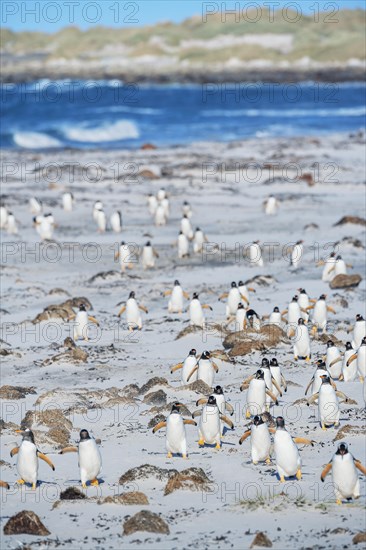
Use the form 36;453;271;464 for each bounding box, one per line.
1;80;365;149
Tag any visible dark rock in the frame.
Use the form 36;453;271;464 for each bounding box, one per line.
139;377;169;395
353;532;366;544
329;274;362;289
143;390;167;406
102;492;149;505
0;386;37;399
60;487;86;500
250;531;273;548
334;216;366;227
123;510;169;536
181;380;213;394
164;468;211;495
119;464;178;485
3;510;50;536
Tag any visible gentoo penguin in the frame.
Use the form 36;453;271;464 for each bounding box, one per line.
71;304;99;341
157;187;166;202
219;281;242;318
246;309;261;331
188;292;212;328
161;196;170;218
6;212;18;234
147;194;158;216
0;205;8;228
177;231;190;258
187;350;218;387
141;241;158;269
297;288;311;322
62;191;74;212
239;415;271;465
11;428;55;489
263;195;278;215
325;340;342;379
268;306;282;327
307;375;348;430
305;360;331;397
247;241;263;267
309;294;336;335
182;201;192;218
196;386;234;436
260;357;283;406
237;280;255;307
152;402;196;459
293;318;311;361
92;200;103;221
274;416;313;482
154;203;167;226
60;429;102;488
34;214;53;240
347;336;366;382
318;251;336;282
29;197;42;215
193;395;234;450
163;279;189;314
241;369;278;418
115;241;133;273
282;295;301;337
234;303;246;331
351;314;366;350
171;349;198;384
341;342;358;382
117;291;148;331
321;443;366;504
269;358;287;397
290;240;304;270
110;210;122;233
96;208;107;232
180;214;193;240
333;255;352;277
193;227;207;253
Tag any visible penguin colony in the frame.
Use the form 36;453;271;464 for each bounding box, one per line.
1;177;365;530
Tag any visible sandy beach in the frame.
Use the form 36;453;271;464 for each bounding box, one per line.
1;131;365;549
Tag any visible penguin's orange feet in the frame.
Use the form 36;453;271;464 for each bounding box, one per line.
252;461;258;465
82;482;87;489
32;482;37;490
305;356;311;362
198;438;205;446
296;469;302;480
336;499;342;505
182;453;188;459
321;424;327;431
166;452;173;458
294;357;298;361
16;479;25;485
90;479;99;486
215;442;221;450
279;475;285;483
245;410;251;419
265;457;271;465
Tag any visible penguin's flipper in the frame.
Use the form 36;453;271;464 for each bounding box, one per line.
225;402;234;414
224;315;235;328
281;309;288;316
346;353;358;367
293;437;314;446
59;446;78;454
248;287;256;293
183;291;190;300
238;430;251;445
192;410;202;419
153;248;159;258
212;361;219;373
316;260;325;267
220;414;234;429
202;304;213;310
218;292;228;301
320;462;332;482
0;480;9;489
117;305;126;317
10;447;19;457
162;290;172;297
196;397;208;407
265;389;278;405
307;392;319;406
240;375;254;391
329;356;342;368
37;452;55;470
354;460;366;475
152;421;167;434
335;391;349;401
271;377;283;397
306;305;314;311
170;362;183;373
281;375;287;392
304;378;314;396
327;306;336;314
183;419;197;427
68;313;76;321
88;316;99;326
187;365;199;382
139;305;148;314
241;295;249;306
114;251;120;260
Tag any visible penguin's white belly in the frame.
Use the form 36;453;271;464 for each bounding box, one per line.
199;407;220;443
247;380;266;415
148;198;157;215
327;349;342;379
291;245;303;269
215;394;226;435
110;213;121;232
178;235;189;258
298;297;309;320
288;304;301;328
189;301;204;327
352;322;366;349
274;432;300;477
17;442;38;483
318;386;339;425
251;424;271;462
249;245;263;266
311;370;328;396
63;195;73;211
155;206;166;226
322;259;336;281
335;261;347;276
79;440;102;483
166;416;186;454
236;309;246;330
182;357;198;384
342;350;357;381
293;325;310;357
269;312;282;326
312;303;327;330
97;211;106;231
227;290;240;316
126;300;141;326
74;311;89;339
263;370;273;405
181;219;193;239
197;360;214;387
169;287;184;313
358;348;366;377
40;220;53;240
142;248;154;268
332;456;359;499
0;207;8;228
270;366;282;398
193;233;204;253
265;198;276;215
119;247;130;270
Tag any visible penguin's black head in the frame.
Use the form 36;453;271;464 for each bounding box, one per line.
146;241;151;247
195;227;200;232
261;358;270;369
330;251;336;258
189;348;197;356
255;369;264;380
336;443;348;456
237;303;245;310
253;415;264;427
79;304;86;312
273;306;279;313
319;294;326;301
121;240;125;245
129;291;135;299
292;295;298;302
298;288;306;294
316;360;326;369
80;429;91;441
19;428;35;444
327;340;334;348
174;280;180;286
296;240;303;245
201;350;210;360
356;314;364;321
336;255;342;260
246;309;257;319
192;292;199;300
171;402;182;414
298;317;305;325
214;385;223;395
183;201;188;205
361;337;366;346
345;342;352;350
270;358;278;367
207;395;217;406
231;281;237;288
320;375;331;385
238;281;244;287
276;416;285;429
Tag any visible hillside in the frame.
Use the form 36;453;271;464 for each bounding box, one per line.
1;8;365;82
